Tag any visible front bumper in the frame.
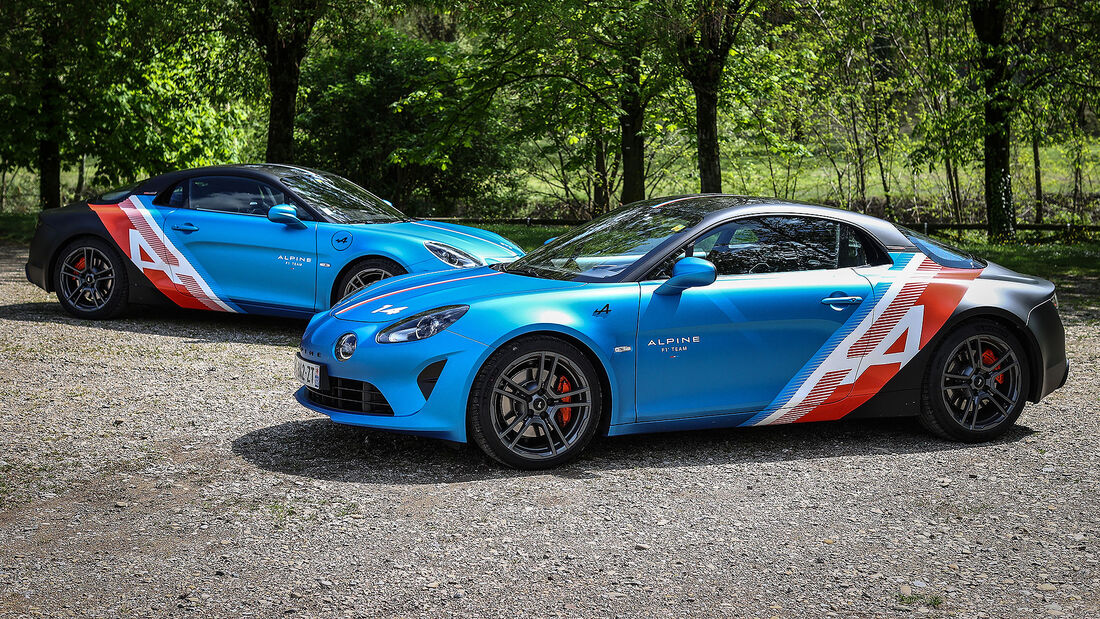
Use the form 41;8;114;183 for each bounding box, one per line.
293;315;489;442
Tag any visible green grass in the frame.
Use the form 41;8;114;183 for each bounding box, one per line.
476;223;573;251
0;212;36;244
959;240;1100;280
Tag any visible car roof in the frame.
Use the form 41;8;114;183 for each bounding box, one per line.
639;194;917;251
136;164;325;195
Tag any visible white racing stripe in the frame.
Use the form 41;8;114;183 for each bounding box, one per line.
122;197;236;313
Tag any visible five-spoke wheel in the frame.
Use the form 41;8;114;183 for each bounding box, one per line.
920;320;1029;442
53;237;128;319
469;337;602;468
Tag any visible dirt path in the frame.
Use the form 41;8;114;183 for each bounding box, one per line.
1;243;1097;618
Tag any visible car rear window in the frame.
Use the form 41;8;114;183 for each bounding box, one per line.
94;181;143;203
896;226;985;269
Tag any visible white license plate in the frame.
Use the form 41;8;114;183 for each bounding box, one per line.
295;355;322;389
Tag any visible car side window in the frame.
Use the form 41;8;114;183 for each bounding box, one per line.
188;176;288;216
646;216;882;280
696;216;880;276
697;217;838;275
152;182;185;208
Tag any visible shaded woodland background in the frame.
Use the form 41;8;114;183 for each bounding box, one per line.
2;0;1100;240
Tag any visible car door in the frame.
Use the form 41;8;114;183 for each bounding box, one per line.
162;175;318;313
634;216;876;422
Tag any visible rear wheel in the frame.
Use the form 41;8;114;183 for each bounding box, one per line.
919;320;1029;442
468;337;602;469
334;258;406;303
53;237;129;319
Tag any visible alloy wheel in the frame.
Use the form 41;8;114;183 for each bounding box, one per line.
58;246;116;312
489;351;593;460
341;268;392;298
939;334;1022;431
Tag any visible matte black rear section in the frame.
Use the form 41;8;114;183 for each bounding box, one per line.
24;201;173;307
1027;298;1068;400
847;261;1067;419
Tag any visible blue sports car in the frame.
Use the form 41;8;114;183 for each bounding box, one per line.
24;164;524;319
294;195;1068;469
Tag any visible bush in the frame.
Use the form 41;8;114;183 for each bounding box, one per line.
295;24;524;217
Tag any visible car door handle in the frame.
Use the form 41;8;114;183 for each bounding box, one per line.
171;223;199;232
821;295;863;306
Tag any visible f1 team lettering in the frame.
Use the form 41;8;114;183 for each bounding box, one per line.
741;253;982;427
90;197;238;312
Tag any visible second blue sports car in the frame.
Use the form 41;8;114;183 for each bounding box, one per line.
294;195;1067;468
25;164;524;319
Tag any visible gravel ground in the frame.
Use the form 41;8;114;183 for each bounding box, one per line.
0;241;1097;618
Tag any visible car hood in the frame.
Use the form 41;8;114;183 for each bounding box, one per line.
329;266;585;322
381;220;525;264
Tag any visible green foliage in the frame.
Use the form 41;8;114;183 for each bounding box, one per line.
295;21;523;216
0;212;36;244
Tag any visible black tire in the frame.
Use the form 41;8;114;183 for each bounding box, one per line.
919;319;1030;442
468;336;603;469
53;236;129;319
333;257;406;303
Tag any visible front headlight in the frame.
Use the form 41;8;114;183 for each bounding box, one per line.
335;332;357;361
376;305;469;344
425;241;483;268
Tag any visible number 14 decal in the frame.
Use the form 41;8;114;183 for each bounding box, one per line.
372;304;407;315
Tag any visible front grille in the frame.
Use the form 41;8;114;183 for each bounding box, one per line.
306;377;394;416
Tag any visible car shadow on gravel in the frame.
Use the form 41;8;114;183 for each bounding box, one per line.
0;301;305;345
232;416;1036;485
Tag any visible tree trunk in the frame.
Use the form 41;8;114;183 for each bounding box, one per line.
969;0;1015;241
1031;133;1043;224
75;153;86;201
593;135;610;215
265;51;301;164
1072;101;1085;217
981;99;1014;240
38;20;62;210
693;84;722;193
619;50;646;205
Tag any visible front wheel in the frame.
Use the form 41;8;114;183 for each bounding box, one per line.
334;257;406;303
919;320;1030;442
468;337;603;469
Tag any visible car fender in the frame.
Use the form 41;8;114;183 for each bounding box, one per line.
316;225;436;308
450;283;642;429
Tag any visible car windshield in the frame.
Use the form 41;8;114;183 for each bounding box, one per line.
501;203;706;281
281;171;407;224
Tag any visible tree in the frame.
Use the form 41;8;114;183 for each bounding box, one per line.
662;0;758;193
459;0;670;208
295;22;522;215
235;0;330;163
968;0;1015;240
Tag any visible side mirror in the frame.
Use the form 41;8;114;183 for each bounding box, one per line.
268;204;306;228
543;237;558;245
655;257;717;295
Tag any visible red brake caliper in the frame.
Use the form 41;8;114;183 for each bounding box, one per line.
982;349;1005;384
72;257;86;282
556;376;573;426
